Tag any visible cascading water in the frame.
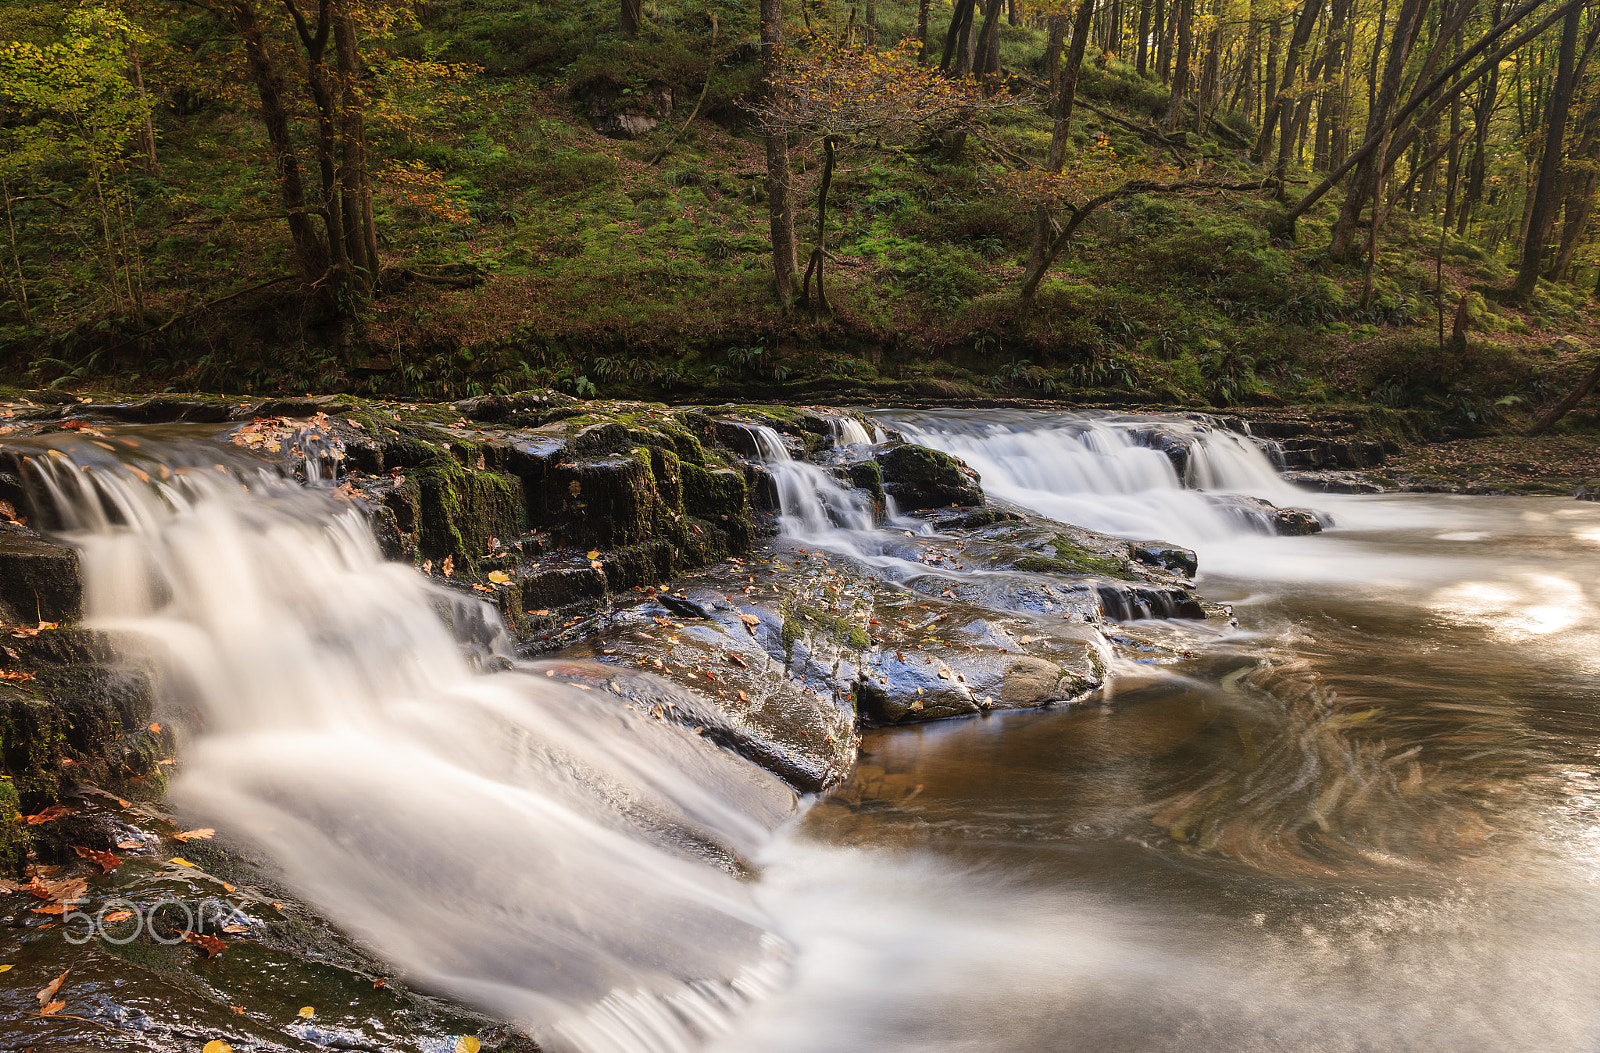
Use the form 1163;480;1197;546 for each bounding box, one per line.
12;433;790;1053
876;409;1313;548
747;425;875;537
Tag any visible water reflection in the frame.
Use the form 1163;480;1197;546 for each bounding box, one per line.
726;494;1600;1053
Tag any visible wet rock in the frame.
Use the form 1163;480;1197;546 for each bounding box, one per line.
1278;437;1387;470
1577;479;1600;502
1130;541;1199;578
93;394;249;423
1282;470;1385;494
877;444;984;510
0;525;81;624
1206;494;1330;535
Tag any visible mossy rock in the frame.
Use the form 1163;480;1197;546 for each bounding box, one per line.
0;776;25;877
413;463;526;567
877;444;985;510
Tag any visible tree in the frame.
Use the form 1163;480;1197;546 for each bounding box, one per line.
0;7;158;323
755;37;1022;311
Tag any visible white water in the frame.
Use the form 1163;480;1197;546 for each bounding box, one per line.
748;425;876;536
878;410;1309;549
17;436;791;1053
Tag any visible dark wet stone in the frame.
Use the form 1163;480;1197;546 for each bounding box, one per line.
1577;479;1600;502
0;526;81;624
1130;541;1199;578
877;444;985;510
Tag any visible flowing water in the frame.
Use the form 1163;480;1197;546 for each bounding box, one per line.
714;410;1600;1053
10;433;791;1053
9;410;1600;1053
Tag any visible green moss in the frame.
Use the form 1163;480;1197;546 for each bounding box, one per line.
0;777;28;877
413;461;526;567
0;683;66;802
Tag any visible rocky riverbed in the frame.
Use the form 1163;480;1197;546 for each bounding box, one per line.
0;389;1495;1049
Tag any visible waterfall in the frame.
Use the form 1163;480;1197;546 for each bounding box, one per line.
876;410;1316;549
825;415;882;447
747;425;875;537
12;434;788;1053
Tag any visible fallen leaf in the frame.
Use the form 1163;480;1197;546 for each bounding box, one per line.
168;857;197;868
37;968;68;1007
0;964;9;973
0;670;34;682
148;722;161;734
724;652;748;668
298;1006;315;1019
21;805;69;824
456;1038;482;1053
103;910;133;923
182;931;227;958
114;840;141;850
441;555;454;578
738;613;760;636
40;1000;65;1017
527;609;550;616
73;846;119;874
586;550;600;560
487;570;511;584
173;828;215;842
31;904;66;915
204;1041;235;1053
222;924;248;934
737;690;749;701
589;560;604;572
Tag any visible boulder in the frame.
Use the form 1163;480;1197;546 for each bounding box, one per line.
877;444;984;510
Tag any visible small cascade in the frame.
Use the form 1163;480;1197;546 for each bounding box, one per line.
747;425;876;537
825;415;881;448
877;410;1322;549
11;434;789;1053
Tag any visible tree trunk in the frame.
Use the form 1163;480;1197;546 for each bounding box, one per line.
1161;0;1193;130
975;0;1006;77
333;0;376;282
802;137;838;312
941;0;977;72
759;0;798;308
1512;0;1579;299
621;0;642;35
127;44;160;177
918;0;932;62
1526;355;1600;434
1156;0;1173;81
1024;15;1074;287
232;1;326;279
1253;0;1328;164
1137;0;1153;73
1327;0;1428;260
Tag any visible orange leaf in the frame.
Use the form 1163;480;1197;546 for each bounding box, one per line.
22;805;69;824
40;1000;65;1017
36;968;68;1007
172;828;215;843
72;846;119;874
182;931;227;958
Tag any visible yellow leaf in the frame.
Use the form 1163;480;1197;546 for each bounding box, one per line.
204;1042;235;1053
586;550;600;560
455;1039;482;1053
168;857;196;867
487;570;511;584
0;964;11;973
297;1006;315;1019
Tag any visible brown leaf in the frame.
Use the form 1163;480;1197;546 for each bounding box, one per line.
724;652;748;669
221;924;248;934
114;841;140;850
182;931;227;958
103;910;134;924
72;846;119;874
37;967;69;1007
40;1000;66;1017
441;555;454;578
0;670;34;682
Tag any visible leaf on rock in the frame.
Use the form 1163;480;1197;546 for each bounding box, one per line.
487;570;511;584
72;846;119;874
182;931;227;958
21;805;69;824
724;652;748;668
297;1006;315;1019
36;968;68;1008
168;857;197;868
441;555;454;578
173;828;215;842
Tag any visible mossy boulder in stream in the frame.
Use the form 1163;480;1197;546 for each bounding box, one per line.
877;444;985;510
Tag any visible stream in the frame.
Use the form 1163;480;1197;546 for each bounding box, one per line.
4;407;1598;1052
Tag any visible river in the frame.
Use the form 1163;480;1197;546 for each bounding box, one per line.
4;407;1598;1053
